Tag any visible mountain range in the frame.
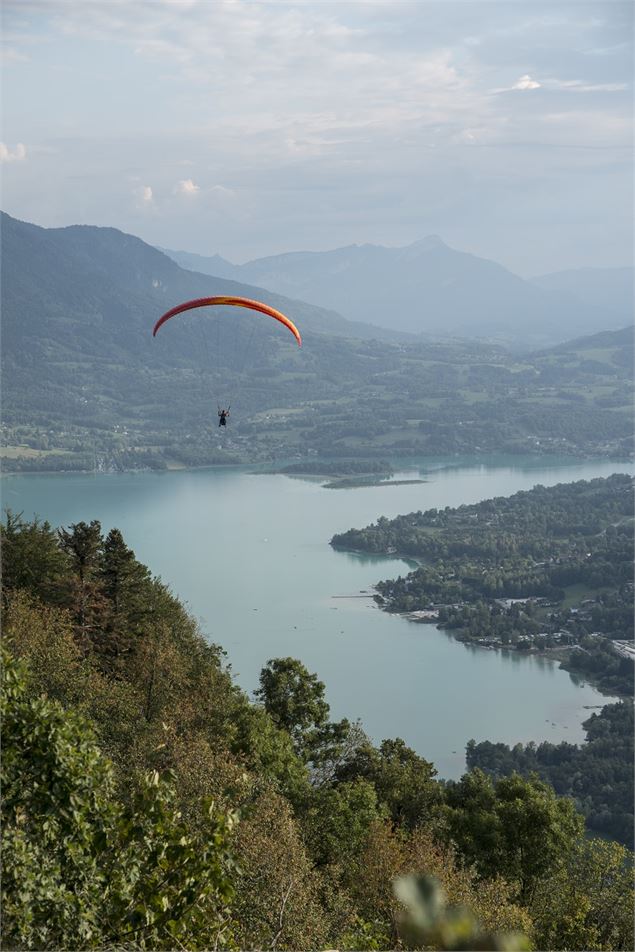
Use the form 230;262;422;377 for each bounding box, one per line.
1;211;400;348
1;210;631;472
164;238;632;347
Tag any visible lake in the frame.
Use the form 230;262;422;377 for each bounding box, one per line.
3;454;629;779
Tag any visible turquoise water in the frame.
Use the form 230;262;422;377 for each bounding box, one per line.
3;455;629;779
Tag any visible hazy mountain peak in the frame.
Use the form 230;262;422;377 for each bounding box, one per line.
157;225;629;346
347;235;446;255
156;246;237;279
407;235;446;251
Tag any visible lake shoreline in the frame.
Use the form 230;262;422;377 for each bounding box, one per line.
330;537;632;704
2;446;633;478
6;456;628;782
397;614;628;700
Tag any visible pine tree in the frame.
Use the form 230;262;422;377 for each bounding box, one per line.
58;521;107;650
100;528;151;659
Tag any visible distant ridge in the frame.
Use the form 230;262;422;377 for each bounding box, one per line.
0;211;404;346
531;266;633;321
162;237;630;347
2;208;632;471
156;246;237;281
535;325;633;356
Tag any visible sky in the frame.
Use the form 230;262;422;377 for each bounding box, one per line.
1;0;632;275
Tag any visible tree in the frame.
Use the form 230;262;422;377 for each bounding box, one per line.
444;769;584;903
232;789;327;950
347;822;532;949
303;779;382;868
335;737;442;830
230;701;311;807
255;657;351;770
99;527;151;657
1;510;69;605
1;646;237;950
58;520;103;586
530;837;635;951
58;520;107;644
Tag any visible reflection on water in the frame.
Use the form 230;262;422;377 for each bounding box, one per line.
337;549;419;572
567;671;586;688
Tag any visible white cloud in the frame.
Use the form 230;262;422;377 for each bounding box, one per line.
134;184;154;206
0;142;27;162
549;79;628;93
495;73;627;97
512;74;541;91
1;0;631;273
174;178;200;195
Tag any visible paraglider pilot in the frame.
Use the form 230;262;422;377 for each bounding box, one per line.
218;406;230;427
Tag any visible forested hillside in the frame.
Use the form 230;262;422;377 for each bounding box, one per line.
3;513;633;949
332;475;634;695
2;213;632;472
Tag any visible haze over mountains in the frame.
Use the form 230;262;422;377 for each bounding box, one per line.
0;211;399;349
531;267;633;319
164;238;633;346
2;210;632;472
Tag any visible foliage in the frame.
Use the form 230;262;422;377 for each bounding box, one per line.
348;822;532;948
394;875;530;951
232;789;327;950
444;769;584;904
1;511;70;604
335;737;443;830
303;778;382;867
2;512;633;950
228;701;311;805
530;837;635;951
1;646;236;950
467;701;634;845
255;656;352;771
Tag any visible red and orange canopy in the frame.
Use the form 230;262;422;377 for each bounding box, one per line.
152;295;302;346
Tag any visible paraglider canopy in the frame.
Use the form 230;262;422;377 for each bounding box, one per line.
152;295;302;346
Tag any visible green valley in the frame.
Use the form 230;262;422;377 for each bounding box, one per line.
2;214;632;473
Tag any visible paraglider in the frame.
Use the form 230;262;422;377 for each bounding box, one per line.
152;295;302;345
152;295;301;427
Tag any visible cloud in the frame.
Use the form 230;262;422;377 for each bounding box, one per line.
496;74;628;96
171;180;234;204
506;73;542;92
0;142;27;162
11;1;484;144
2;0;631;275
174;178;200;195
134;184;154;207
512;74;541;91
549;79;628;93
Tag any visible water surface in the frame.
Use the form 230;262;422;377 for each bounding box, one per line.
3;455;628;778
